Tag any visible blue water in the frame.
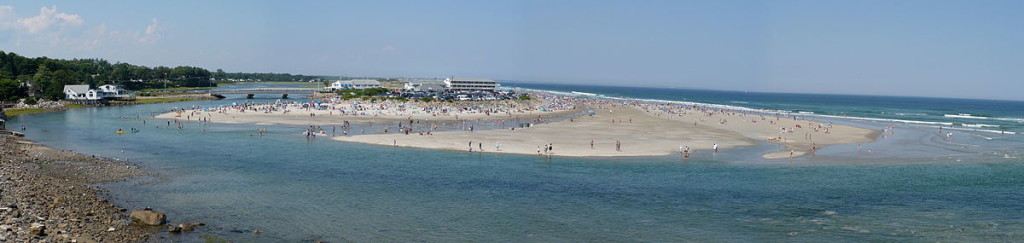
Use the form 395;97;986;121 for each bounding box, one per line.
7;83;1024;241
507;82;1024;134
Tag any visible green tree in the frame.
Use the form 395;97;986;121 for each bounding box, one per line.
44;70;78;100
29;64;51;98
214;69;226;80
0;78;26;101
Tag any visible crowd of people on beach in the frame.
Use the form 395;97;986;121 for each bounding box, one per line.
149;91;870;159
180;93;580;119
157;93;585;139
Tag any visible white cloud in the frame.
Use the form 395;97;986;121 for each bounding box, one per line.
0;6;17;29
138;18;162;43
14;5;83;34
381;44;397;52
0;5;163;52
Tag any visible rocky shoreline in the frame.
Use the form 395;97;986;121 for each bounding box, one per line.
0;135;155;242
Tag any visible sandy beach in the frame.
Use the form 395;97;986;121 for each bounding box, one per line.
155;96;579;126
157;93;879;159
334;102;880;158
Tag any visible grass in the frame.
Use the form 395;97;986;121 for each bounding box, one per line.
3;108;47;117
138;86;215;92
113;97;195;104
3;97;196;118
228;81;314;85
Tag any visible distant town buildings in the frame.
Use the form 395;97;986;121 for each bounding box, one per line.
326;77;501;93
403;80;447;92
328;79;382;90
444;78;499;92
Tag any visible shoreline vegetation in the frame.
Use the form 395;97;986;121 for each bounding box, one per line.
1;93;221;118
157;92;880;159
0;50;332;111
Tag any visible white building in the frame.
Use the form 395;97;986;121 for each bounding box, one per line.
64;84;132;101
327;79;382;90
97;84;132;99
64;85;100;100
403;80;447;92
444;78;499;92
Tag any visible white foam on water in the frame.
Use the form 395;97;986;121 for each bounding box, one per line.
814;114;954;126
515;86;1016;135
944;114;1024;123
944;126;1017;135
945;114;988;119
961;123;1000;128
992;117;1024;123
893;112;927;116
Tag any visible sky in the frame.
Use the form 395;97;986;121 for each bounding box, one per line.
0;0;1021;100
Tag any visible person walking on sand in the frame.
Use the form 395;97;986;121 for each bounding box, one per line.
496;142;501;151
591;139;594;149
713;143;719;152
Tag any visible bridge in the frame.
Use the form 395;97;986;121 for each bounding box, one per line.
211;88;322;99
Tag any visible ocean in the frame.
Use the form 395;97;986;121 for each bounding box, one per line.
507;81;1024;135
7;82;1024;242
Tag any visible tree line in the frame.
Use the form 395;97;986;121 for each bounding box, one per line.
0;51;330;102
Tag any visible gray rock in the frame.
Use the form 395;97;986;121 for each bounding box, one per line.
29;223;44;236
129;209;166;226
167;225;182;233
180;222;204;232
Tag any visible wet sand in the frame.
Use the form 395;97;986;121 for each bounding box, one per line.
156;95;879;159
333;103;879;158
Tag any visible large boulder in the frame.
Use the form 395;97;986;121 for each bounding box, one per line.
130;208;166;226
